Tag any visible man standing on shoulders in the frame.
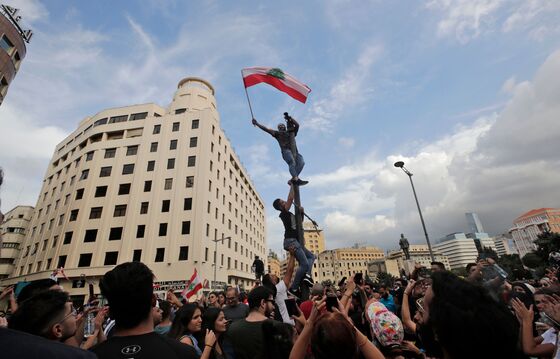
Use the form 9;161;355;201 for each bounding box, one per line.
222;287;249;323
272;183;314;294
91;262;198;359
223;286;277;359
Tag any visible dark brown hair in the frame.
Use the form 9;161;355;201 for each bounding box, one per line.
311;312;358;359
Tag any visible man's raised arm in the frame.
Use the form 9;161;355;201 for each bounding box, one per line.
252;118;275;136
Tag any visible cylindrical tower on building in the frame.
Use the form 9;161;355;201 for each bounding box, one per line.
2;77;266;303
0;5;32;105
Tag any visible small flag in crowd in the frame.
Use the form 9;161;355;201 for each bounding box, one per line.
242;67;311;103
50;267;69;282
182;269;203;299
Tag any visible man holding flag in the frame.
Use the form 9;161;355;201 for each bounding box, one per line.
252;115;308;186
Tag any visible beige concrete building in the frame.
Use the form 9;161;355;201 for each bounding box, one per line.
386;244;450;275
316;246;385;284
0;206;33;280
304;221;325;279
1;77;266;301
267;251;281;277
510;208;560;257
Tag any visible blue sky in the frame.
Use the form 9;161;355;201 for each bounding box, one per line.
1;0;560;255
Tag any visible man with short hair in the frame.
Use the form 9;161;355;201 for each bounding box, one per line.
224;286;277;359
299;283;324;319
273;183;314;293
91;262;197;359
252;256;265;281
222;287;249;323
252;114;307;185
9;290;78;342
431;261;446;272
378;285;397;314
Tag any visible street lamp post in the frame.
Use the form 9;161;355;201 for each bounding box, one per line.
212;235;231;289
394;161;435;262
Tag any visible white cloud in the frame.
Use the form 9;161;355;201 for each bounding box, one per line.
305;45;383;132
338;137;355;148
501;76;517;94
2;0;49;24
310;49;560;250
0;105;67;211
427;0;504;43
427;0;560;43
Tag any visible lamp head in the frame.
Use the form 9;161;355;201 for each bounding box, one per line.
394;161;405;168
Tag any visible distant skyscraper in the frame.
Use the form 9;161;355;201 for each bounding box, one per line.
465;212;485;234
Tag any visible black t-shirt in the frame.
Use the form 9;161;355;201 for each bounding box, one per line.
279;211;298;239
271;126;298;151
252;259;264;273
91;332;198;359
0;328;96;359
224;319;267;359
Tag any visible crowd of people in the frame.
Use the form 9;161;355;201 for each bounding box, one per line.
2;252;560;359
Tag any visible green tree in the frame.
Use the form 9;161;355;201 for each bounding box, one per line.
496;254;526;280
522;252;544;269
534;231;560;263
374;272;396;287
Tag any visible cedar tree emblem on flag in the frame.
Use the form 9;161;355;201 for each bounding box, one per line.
242;66;311;103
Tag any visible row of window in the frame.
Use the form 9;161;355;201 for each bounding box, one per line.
52;115;200;172
20;242;259;277
57;219;192;245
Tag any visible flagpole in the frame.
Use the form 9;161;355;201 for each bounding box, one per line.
241;70;255;119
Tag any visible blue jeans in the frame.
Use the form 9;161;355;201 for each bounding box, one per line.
284;237;315;291
281;148;305;178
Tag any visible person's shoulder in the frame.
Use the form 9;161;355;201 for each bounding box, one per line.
0;328;96;359
157;335;199;358
276;280;287;291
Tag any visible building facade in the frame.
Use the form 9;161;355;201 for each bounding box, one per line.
510;208;560;258
433;233;478;270
0;5;32;105
303;221;325;279
1;77;266;300
316;246;385;284
493;233;515;257
386;244;450;274
267;252;281;277
0;206;33;279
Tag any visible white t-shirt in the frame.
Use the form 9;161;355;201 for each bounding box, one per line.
542;327;558;345
275;280;294;325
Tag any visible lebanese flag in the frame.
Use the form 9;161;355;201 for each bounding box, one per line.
182;269;203;299
242;67;311;103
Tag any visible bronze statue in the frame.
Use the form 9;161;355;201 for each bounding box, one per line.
399;233;410;260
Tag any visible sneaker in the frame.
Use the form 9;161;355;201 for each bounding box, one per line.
296;179;309;186
303;274;314;287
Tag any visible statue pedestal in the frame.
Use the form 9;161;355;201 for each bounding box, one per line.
402;259;416;276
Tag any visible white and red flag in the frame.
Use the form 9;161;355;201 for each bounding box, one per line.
182;269;203;299
242;67;311;104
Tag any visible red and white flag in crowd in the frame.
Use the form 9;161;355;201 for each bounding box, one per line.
50;267;70;282
182;269;203;299
242;67;311;103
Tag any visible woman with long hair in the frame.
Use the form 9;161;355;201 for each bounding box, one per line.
169;303;216;358
197;307;227;359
